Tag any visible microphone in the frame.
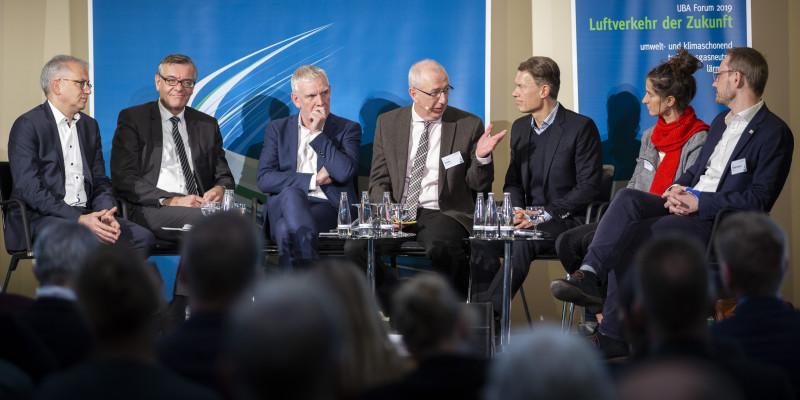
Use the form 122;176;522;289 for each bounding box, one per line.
424;105;431;111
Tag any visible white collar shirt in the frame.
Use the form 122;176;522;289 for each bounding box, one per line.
531;102;560;135
401;107;443;210
48;101;87;207
35;285;77;301
296;117;327;200
156;101;196;195
694;100;764;192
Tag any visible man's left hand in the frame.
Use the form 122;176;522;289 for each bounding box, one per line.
662;186;698;216
476;124;508;158
316;166;332;186
203;185;225;202
100;206;121;231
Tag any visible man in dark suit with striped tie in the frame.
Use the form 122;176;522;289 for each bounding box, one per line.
111;54;235;243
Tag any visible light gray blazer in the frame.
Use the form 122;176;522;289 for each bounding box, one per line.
627;125;708;191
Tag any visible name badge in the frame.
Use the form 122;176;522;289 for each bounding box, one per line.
642;160;655;172
730;158;747;175
442;152;464;170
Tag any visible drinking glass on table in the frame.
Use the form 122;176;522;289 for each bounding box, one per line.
233;202;248;216
526;205;545;237
201;201;221;216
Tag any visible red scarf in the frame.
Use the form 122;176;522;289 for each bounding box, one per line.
648;106;709;194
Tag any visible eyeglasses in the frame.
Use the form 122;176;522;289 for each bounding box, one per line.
60;79;92;90
414;85;453;98
712;69;738;82
159;74;196;88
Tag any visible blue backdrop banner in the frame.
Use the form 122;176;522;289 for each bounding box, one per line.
91;0;486;197
573;0;749;180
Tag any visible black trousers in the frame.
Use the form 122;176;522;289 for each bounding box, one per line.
343;208;471;297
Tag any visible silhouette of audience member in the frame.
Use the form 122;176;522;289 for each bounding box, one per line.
363;273;488;400
158;213;260;397
626;236;793;400
19;222;96;369
0;358;35;400
618;358;743;400
711;212;800;397
37;245;220;400
307;261;405;399
223;277;343;400
483;324;615;400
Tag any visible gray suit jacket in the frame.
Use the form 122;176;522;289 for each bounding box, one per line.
627;126;708;192
369;105;493;231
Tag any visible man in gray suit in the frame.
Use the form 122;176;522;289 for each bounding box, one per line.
345;59;506;298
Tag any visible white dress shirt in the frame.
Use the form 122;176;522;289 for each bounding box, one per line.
156;101;196;196
694;100;764;192
401;107;491;209
48;101;87;207
296;118;327;200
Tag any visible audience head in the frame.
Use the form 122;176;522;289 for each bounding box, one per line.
155;54;197;115
483;324;616;400
225;277;343;400
632;236;711;337
75;245;162;343
181;213;260;308
408;59;450;121
33;221;98;287
307;260;402;396
391;273;470;358
714;212;786;298
618;358;743;400
645;48;703;114
40;55;91;115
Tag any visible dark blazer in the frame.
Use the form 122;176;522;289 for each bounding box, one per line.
675;105;793;220
18;297;92;369
256;113;361;207
110;101;235;207
6;101;116;250
712;297;800;396
503;106;602;223
369;105;493;231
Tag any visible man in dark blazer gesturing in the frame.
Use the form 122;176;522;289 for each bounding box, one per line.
111;54;235;243
7;55;154;253
345;59;506;298
551;47;794;356
471;56;603;315
257;65;361;269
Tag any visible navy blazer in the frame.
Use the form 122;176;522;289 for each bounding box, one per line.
675;104;794;220
503;106;603;222
110;101;235;207
256;113;361;208
6;101;115;250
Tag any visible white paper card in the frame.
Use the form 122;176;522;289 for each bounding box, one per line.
731;158;747;175
442;152;464;170
643;160;655;172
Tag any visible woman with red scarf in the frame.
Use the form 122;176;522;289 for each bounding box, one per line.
553;49;708;357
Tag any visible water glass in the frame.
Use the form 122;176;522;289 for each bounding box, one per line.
233;202;248;216
201;201;220;216
526;205;545;236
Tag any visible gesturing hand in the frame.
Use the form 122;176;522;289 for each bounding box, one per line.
476;124;508;158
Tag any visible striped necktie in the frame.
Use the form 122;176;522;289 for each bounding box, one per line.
404;121;431;221
169;116;199;195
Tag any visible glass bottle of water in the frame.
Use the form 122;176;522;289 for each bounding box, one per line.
485;192;499;239
359;191;372;237
380;192;393;237
500;192;515;239
473;192;485;239
337;192;351;238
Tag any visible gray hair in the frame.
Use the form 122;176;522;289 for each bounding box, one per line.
483;324;616;400
408;59;448;88
40;55;89;95
391;273;460;355
156;54;197;79
33;221;98;286
291;65;328;93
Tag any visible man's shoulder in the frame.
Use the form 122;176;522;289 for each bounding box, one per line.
185;106;217;123
558;106;595;127
327;112;360;128
377;105;411;122
14;103;50;126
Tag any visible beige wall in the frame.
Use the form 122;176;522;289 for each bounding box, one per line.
2;1;798;331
